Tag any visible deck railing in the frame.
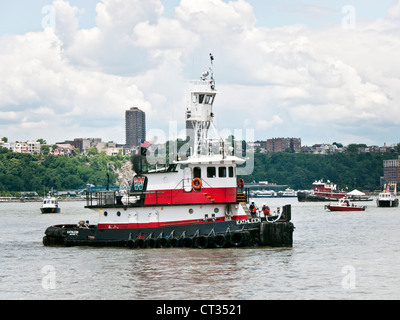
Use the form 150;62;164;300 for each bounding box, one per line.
85;183;246;207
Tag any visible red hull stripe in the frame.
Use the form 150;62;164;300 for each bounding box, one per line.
97;215;249;229
143;187;238;205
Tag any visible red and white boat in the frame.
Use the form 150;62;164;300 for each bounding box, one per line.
43;55;294;249
298;179;347;202
325;197;366;212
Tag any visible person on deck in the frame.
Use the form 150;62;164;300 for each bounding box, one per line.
249;202;257;217
262;203;272;217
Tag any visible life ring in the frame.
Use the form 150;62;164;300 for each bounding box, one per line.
237;178;245;189
192;178;202;190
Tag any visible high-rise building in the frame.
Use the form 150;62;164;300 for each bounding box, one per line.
125;107;146;148
383;156;400;185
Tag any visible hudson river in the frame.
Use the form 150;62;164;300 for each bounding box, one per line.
0;197;399;300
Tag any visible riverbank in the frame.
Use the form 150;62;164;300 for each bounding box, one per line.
0;197;86;203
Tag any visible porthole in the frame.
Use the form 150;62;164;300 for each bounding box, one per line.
214;208;219;213
189;208;194;214
104;211;108;217
117;211;121;217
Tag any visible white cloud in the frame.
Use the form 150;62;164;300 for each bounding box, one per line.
256;116;284;130
1;0;400;146
53;0;81;47
176;0;256;34
387;0;400;19
0;24;150;142
96;0;164;35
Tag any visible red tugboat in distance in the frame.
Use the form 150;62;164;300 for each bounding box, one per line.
298;179;347;202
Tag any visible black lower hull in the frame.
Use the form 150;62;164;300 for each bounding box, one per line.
43;217;294;249
297;192;371;202
41;208;61;214
298;192;333;202
377;199;399;207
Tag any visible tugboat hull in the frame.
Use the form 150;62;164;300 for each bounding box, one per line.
40;207;61;214
43;206;294;249
297;191;345;202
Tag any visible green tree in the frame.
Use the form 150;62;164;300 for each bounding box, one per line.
36;138;47;144
41;145;50;154
87;147;99;156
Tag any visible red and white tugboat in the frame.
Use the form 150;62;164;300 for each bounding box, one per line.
298;179;347;202
43;55;294;249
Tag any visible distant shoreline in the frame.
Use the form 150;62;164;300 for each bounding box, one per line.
0;197;86;203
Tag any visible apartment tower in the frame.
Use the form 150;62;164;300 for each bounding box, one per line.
125;107;146;148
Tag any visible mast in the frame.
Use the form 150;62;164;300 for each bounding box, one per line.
186;53;223;158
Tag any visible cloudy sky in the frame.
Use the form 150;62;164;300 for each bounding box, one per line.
1;0;400;146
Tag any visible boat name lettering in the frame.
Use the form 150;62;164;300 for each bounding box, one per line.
67;230;79;236
236;218;261;225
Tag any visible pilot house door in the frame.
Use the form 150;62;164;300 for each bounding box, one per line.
183;167;192;192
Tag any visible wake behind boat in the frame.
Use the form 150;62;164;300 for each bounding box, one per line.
43;55;294;249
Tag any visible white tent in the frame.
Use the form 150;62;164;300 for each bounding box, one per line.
347;189;365;196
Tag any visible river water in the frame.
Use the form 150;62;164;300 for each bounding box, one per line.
0;197;399;300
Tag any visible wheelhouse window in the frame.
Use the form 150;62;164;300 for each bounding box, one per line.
194;93;214;105
205;95;214;104
199;94;205;104
218;166;226;178
194;167;201;179
229;166;234;177
207;167;216;178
